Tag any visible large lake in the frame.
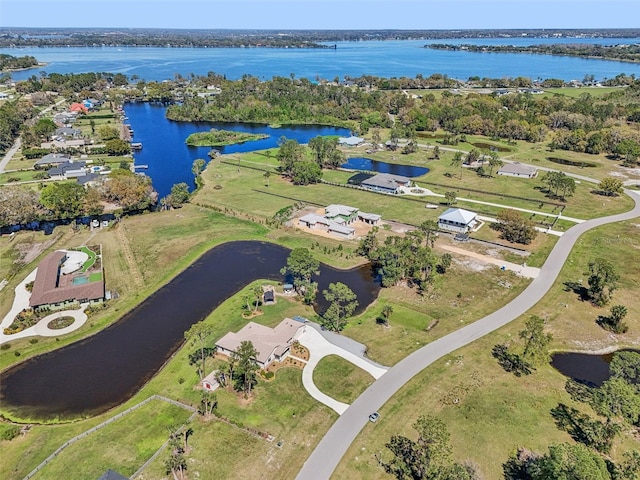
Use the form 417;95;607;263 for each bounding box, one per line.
3;37;640;82
124;102;351;199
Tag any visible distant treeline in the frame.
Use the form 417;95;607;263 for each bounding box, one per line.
0;53;38;71
427;43;640;63
1;27;639;48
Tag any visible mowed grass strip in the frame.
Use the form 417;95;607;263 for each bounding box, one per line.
313;355;375;404
32;399;192;480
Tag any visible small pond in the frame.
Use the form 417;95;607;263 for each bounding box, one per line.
547;157;597;168
341;157;429;178
550;349;639;387
470;142;512;153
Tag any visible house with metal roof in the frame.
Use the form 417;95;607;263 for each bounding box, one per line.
338;136;364;147
361;173;412;194
215;318;305;369
497;162;538;178
47;161;87;180
34;153;71;168
438;208;479;234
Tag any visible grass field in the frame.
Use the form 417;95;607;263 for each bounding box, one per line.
30;399;192;480
334;220;640;479
313;355;375;403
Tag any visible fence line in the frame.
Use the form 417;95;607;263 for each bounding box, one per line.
23;395;195;480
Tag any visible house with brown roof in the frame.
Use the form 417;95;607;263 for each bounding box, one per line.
215;318;305;369
29;250;105;310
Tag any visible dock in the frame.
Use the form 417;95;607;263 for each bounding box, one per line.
131;142;143;150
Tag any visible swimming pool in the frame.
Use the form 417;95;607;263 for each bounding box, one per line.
72;275;89;285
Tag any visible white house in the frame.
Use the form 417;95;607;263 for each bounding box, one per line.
497;162;538;179
338;136;364;147
438;208;479;234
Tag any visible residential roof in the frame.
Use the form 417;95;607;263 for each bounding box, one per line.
299;213;330;226
338;136;364;146
325;204;357;218
34;153;71;166
361;173;411;190
216;318;302;365
77;172;102;186
328;223;355;235
497;162;537;176
29;251;105;307
97;470;129;480
438;208;478;225
55;127;82;137
263;290;275;302
47;160;87;176
358;212;382;221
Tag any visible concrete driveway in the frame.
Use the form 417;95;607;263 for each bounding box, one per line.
298;325;388;415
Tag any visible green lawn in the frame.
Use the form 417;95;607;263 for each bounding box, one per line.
313;355;375;404
88;272;102;282
30;399;192;480
78;246;97;272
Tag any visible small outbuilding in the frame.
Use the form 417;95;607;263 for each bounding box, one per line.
263;290;275;304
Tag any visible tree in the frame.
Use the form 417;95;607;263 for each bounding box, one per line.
492;344;533;377
519;315;553;367
104;169;157;211
609;351;640;384
599;304;629;333
450;151;464;179
587;258;619;306
591;377;640;425
487;151;502;177
550;403;621;454
383;415;475;480
231;340;259;398
280;248;319;296
104;138;131;155
97;124;119;141
419;220;439;248
40;182;86;219
83;186;105;217
597;177;624;197
276;137;304;174
495;209;537;245
438;253;452;274
252;284;263;313
432;145;440;159
371;128;382;149
164;182;190;209
192;158;206;188
503;443;611;480
444;191;457;206
184;321;215;379
165;428;188;480
199;390;218;416
357;227;379;257
290;159;322;185
381;304;394;326
321;282;359;332
32;118;57;138
0;186;44;227
263;170;271;187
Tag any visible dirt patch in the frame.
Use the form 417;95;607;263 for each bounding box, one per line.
14;233;62;265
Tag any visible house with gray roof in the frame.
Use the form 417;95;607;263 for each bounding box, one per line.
47;161;87;180
216;318;304;369
438;208;479;234
325;204;358;224
361;173;411;194
54;127;82;138
34;153;71;168
497;162;538;179
338;136;364;147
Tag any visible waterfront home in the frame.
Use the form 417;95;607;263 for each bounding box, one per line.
47;160;87;180
29;250;105;310
361;173;412;194
54;127;82;138
497;162;538;178
438;208;480;234
215;318;304;370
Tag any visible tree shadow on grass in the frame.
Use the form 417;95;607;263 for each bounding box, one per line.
563;281;589;301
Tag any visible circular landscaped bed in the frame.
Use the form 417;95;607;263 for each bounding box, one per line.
47;316;75;330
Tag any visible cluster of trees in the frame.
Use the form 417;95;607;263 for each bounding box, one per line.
358;222;450;295
382;415;477;480
428;43;640;64
0;169;157;227
321;282;359;332
280;247;320;304
0;53;38;70
540;171;576;200
276;138;323;185
492;209;538;245
0;99;36;153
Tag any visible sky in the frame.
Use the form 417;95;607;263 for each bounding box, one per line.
1;0;638;30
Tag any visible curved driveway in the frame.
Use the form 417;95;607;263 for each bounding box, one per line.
296;188;640;480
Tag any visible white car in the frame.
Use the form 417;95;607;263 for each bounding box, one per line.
369;412;380;423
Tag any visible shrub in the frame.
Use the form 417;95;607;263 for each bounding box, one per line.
0;425;20;441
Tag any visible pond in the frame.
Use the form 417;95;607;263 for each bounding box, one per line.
550;349;639;387
547;157;598;168
341;157;429;178
125;103;352;199
0;241;380;420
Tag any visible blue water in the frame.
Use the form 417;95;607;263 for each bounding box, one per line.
124;102;350;199
4;37;640;82
342;157;429;178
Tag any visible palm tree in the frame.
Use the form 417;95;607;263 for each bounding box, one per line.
450;151;464;179
263;170;271;187
381;305;394;326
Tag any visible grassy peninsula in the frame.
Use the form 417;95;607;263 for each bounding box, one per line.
185;128;269;147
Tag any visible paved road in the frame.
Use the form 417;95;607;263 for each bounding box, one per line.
0;137;21;174
296;188;640;480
